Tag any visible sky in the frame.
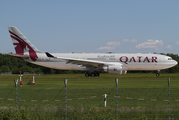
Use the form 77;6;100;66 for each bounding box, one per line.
1;0;179;54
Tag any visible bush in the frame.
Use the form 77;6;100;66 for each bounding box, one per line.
0;65;11;72
20;66;33;73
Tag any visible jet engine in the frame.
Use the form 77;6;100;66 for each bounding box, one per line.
103;63;123;74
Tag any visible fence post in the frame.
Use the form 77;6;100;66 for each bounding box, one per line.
14;79;18;109
168;78;170;120
115;78;118;119
104;94;107;107
64;79;68;120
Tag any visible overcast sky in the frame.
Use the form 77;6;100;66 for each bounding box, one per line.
1;0;179;54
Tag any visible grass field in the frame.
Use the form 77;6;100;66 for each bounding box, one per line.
0;73;179;119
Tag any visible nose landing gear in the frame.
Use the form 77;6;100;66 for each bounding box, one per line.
156;72;160;76
156;70;160;77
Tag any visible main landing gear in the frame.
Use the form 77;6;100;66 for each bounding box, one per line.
85;72;100;77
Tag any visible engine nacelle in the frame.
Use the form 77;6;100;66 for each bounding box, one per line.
103;64;123;74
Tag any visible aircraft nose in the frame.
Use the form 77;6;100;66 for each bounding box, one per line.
174;60;178;65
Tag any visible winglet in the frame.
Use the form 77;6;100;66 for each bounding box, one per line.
45;52;54;58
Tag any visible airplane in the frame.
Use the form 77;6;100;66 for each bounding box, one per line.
5;27;178;77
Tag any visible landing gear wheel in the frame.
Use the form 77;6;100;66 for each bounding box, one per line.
156;73;160;77
91;73;95;77
85;73;90;77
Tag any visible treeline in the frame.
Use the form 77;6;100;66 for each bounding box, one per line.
0;53;179;74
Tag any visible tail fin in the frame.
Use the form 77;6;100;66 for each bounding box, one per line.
8;27;41;61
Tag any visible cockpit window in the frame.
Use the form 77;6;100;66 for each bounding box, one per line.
168;58;173;60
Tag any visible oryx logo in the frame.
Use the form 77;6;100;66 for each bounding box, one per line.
9;30;38;61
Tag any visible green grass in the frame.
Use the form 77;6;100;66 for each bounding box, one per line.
0;73;179;119
1;109;178;120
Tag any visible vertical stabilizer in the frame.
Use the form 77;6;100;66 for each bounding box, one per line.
8;27;41;61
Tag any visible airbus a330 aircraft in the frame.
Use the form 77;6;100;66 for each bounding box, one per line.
5;27;178;77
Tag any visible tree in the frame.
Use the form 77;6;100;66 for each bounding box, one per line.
0;65;10;72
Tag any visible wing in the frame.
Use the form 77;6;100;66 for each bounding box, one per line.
45;52;105;68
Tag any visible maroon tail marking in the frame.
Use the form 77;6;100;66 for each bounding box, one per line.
9;30;38;61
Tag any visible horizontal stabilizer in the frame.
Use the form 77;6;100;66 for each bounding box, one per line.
4;53;29;59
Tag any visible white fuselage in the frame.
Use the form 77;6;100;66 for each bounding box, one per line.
26;53;177;71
